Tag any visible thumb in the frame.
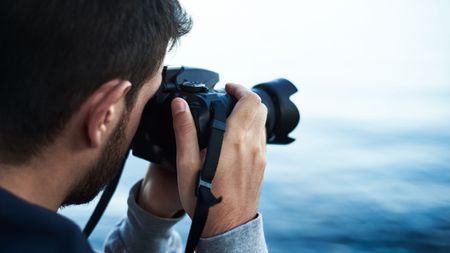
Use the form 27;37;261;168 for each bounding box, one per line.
171;98;200;161
171;98;201;214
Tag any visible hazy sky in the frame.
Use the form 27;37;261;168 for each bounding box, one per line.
168;0;450;130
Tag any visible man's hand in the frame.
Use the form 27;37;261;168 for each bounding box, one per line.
137;163;184;218
171;83;267;237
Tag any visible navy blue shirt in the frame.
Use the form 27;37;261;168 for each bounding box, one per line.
0;187;94;253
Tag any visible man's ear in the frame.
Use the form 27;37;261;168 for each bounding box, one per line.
85;79;132;148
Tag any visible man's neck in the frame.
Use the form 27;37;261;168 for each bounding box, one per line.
0;154;76;211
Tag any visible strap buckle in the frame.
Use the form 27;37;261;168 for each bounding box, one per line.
196;172;222;208
196;174;213;195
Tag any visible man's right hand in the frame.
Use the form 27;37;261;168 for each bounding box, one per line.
171;83;267;237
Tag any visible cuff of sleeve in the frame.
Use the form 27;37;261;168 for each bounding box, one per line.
120;180;184;252
196;213;268;253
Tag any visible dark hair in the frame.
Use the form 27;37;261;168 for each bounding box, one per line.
0;0;192;165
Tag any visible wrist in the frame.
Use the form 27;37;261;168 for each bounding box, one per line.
201;206;257;237
137;180;184;218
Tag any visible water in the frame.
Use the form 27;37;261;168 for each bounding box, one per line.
60;120;450;252
60;0;450;252
260;126;450;253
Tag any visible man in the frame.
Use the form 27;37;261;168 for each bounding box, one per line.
0;0;268;252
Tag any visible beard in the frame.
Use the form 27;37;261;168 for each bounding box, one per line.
61;112;130;206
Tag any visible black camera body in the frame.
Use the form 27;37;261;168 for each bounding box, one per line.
132;66;300;170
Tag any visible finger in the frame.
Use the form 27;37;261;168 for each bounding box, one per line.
250;105;268;186
226;85;262;131
172;98;201;161
225;83;251;100
252;103;268;132
252;104;268;149
171;98;201;209
245;103;267;154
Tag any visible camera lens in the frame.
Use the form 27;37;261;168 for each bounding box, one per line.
252;79;300;144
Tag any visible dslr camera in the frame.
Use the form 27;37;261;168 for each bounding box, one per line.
132;66;300;170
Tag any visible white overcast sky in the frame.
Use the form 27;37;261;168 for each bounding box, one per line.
168;0;450;130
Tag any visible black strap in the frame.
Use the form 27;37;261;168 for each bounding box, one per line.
83;149;130;237
185;101;227;253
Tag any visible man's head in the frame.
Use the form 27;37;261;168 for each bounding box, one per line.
0;0;191;206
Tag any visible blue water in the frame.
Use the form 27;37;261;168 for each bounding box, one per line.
60;115;450;252
60;0;450;252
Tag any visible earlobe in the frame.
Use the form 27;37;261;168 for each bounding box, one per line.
85;80;132;148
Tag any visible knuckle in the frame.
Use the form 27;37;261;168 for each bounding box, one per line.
177;154;198;170
260;156;267;169
253;153;266;170
251;145;261;156
232;132;246;147
251;146;266;168
226;116;236;128
259;104;268;121
225;130;246;152
257;155;267;170
260;103;268;115
242;92;261;106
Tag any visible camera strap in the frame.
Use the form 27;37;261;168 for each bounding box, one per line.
185;100;227;253
83;149;130;237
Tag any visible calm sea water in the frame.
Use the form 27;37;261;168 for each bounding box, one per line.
60;113;450;252
60;0;450;252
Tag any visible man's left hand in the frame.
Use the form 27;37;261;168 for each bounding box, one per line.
137;163;184;218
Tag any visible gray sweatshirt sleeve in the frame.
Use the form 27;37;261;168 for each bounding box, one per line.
197;214;268;253
103;180;268;253
103;181;184;253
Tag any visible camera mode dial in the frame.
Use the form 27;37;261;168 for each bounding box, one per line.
180;81;209;93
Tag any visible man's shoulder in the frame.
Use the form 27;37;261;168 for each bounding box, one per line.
0;187;94;253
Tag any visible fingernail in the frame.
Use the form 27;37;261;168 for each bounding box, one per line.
172;98;186;115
